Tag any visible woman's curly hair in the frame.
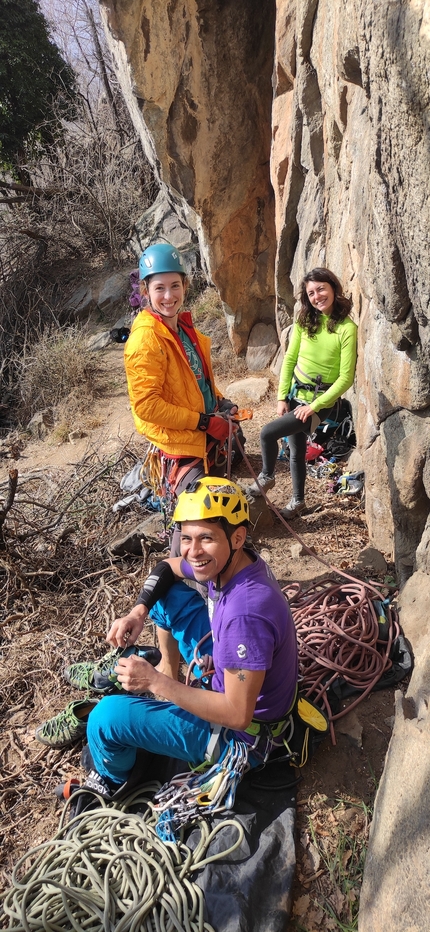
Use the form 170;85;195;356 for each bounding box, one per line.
297;268;352;336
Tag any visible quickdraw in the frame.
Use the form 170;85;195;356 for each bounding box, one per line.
153;733;250;841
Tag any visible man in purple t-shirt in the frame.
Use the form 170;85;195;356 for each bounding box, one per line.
84;478;298;795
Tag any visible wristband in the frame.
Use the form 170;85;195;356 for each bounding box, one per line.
197;413;210;431
136;561;176;611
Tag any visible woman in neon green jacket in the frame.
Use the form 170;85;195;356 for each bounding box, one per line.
250;268;357;518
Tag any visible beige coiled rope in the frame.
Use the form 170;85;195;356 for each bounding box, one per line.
1;785;244;932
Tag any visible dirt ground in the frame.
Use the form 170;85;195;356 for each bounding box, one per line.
0;308;402;931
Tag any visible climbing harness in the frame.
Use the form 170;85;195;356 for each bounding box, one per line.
289;365;333;402
260;695;329;769
1;783;244;932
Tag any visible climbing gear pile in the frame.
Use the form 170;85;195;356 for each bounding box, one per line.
285;577;408;744
1;783;244;932
314;399;356;459
153;734;250;841
35;699;98;748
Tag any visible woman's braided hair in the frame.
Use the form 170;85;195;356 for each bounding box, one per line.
297;268;352;336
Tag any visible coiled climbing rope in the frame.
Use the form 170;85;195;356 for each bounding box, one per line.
233;433;404;744
284;578;400;743
1;785;244;932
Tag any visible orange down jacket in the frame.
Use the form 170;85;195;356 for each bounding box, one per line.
124;309;223;458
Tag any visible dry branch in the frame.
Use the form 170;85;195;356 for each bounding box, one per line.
0;469;18;543
0;442;169;879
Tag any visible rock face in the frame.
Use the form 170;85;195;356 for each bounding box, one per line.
358;572;430;932
100;0;277;354
272;0;430;581
100;0;430;579
99;7;430;924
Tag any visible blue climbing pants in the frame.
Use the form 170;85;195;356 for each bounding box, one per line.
87;582;219;785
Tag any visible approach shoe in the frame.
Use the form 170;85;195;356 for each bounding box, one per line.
64;646;123;694
35;698;98;748
249;473;276;496
279;499;306;519
65;769;130;821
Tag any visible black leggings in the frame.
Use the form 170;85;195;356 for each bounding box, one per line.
260;400;335;501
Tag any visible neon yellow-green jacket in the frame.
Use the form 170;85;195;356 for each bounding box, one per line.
277;315;357;413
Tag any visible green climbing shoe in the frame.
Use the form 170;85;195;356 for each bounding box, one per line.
64;647;123;694
35;699;98;748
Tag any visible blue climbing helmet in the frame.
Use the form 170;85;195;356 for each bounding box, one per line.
138;243;186;281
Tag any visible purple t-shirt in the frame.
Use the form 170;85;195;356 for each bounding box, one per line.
181;551;298;721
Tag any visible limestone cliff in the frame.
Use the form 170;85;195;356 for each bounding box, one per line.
99;0;430;580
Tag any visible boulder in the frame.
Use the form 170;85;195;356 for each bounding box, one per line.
97;271;132;312
354;546;387;575
225;377;270;406
270;346;284;377
27;409;54;440
64;285;96;321
87;331;111;350
245;323;279;371
248;496;275;531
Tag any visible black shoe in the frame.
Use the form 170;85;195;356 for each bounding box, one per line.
61;768;119;821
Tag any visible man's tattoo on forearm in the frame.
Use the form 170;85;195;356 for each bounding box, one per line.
237;670;246;681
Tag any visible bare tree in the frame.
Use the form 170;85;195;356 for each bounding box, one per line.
0;0;158;421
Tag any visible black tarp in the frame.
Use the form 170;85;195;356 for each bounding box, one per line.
135;752;298;932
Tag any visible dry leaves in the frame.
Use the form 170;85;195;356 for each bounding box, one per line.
290;794;370;931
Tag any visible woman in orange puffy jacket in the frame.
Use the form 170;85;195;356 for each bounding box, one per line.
124;243;241;501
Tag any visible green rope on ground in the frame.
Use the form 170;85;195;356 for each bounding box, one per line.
1;784;245;932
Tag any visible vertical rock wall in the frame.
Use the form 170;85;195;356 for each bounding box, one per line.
100;0;277;353
273;0;430;580
99;0;430;578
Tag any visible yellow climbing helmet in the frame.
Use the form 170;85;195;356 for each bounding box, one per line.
173;477;249;526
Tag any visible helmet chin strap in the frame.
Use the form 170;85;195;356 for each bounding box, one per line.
214;525;237;597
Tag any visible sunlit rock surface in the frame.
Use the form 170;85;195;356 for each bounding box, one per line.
100;0;429;580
